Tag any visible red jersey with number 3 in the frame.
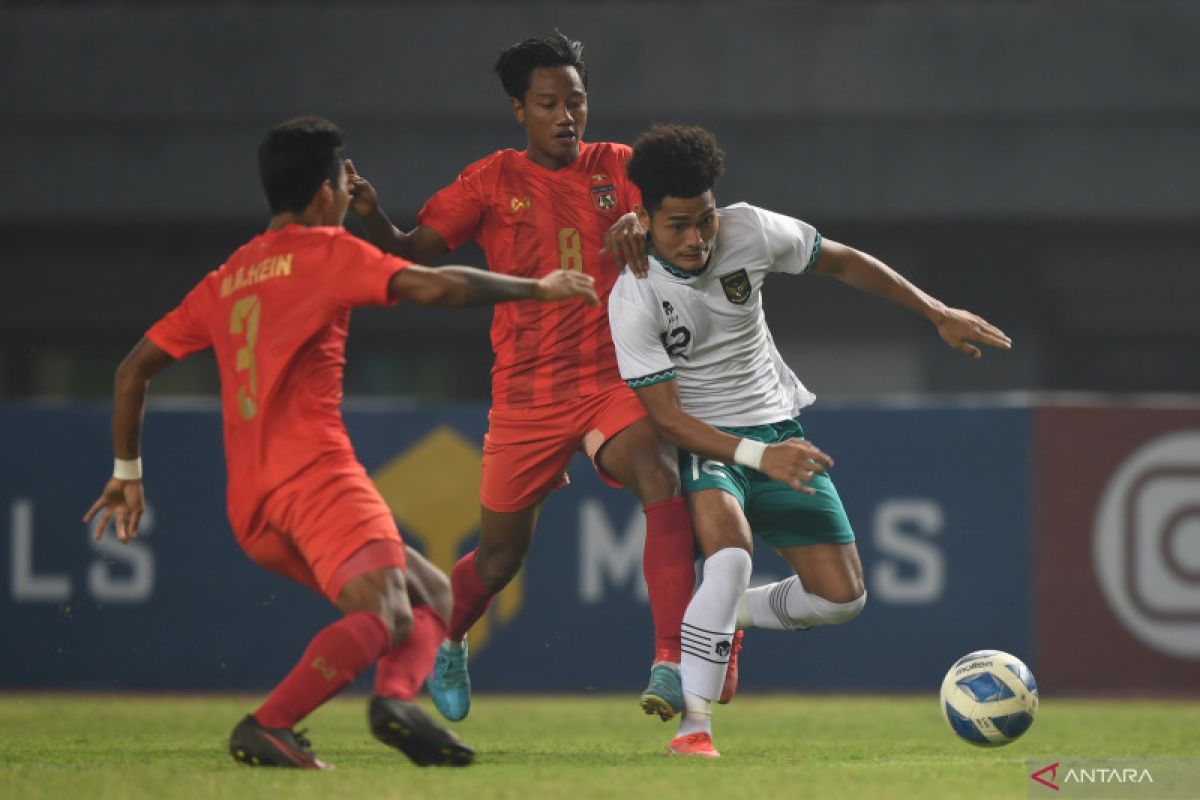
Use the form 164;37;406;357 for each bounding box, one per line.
145;224;409;536
419;141;640;409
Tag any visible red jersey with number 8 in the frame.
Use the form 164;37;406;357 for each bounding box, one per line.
145;224;409;536
419;141;639;409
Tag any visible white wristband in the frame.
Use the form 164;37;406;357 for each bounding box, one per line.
732;438;767;471
113;457;142;480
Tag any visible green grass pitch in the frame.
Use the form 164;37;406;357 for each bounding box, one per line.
3;694;1197;799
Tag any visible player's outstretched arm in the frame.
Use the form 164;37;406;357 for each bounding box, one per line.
346;160;448;263
389;264;599;308
811;239;1012;359
633;379;833;495
82;338;175;544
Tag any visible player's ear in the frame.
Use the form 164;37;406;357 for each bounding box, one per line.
307;180;334;217
510;96;525;125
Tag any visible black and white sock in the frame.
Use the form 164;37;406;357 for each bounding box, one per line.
678;548;752;735
736;575;867;630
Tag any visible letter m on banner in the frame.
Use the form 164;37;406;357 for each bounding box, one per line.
578;499;648;604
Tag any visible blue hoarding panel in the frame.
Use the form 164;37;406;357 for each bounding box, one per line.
0;402;1032;693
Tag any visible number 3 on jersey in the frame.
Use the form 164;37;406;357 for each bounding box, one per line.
229;294;261;420
558;227;583;272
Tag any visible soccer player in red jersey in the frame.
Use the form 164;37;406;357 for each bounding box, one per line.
82;116;598;769
349;32;705;721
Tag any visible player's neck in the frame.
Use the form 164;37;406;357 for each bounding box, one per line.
523;143;581;172
650;249;713;279
268;210;322;231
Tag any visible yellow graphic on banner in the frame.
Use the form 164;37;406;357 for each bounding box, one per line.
370;426;521;654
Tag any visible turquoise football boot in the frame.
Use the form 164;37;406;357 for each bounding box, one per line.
639;662;683;721
426;639;471;722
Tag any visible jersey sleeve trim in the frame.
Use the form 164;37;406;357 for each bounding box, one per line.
803;232;823;273
626;368;677;389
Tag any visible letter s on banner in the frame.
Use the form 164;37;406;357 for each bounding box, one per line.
871;498;945;603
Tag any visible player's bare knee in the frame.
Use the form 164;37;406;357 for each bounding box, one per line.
337;568;413;645
637;464;681;505
630;448;681;505
388;602;414;646
415;565;452;625
404;547;453;624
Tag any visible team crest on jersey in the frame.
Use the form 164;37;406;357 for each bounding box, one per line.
510;196;531;213
590;183;617;212
719;269;752;304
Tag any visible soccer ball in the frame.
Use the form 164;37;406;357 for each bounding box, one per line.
940;649;1038;747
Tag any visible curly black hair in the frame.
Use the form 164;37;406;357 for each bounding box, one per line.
627;124;725;212
494;31;588;101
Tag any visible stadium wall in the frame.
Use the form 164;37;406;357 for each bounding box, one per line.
2;399;1197;694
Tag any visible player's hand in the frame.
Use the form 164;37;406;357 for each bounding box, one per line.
934;307;1012;359
535;271;600;306
83;477;146;544
345;159;379;218
601;213;649;278
760;439;834;495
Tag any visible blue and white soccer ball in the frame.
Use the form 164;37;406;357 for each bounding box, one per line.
940;649;1038;747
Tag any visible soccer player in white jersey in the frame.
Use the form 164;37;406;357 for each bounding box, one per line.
607;124;1012;758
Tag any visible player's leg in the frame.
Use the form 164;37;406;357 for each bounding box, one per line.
738;542;867;631
373;546;450;702
736;449;866;630
368;545;474;766
447;406;572;641
667;487;753;757
239;466;472;767
232;533;402;769
229;528;338;768
431;405;573;720
326;539;474;766
594;416;696;661
246;554;408;733
427;503;539;721
587;391;698;714
403;543;454;622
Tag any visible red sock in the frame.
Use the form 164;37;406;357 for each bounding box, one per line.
374;605;447;700
643;497;697;664
255;611;390;729
447;550;496;642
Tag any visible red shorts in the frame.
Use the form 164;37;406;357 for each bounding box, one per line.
241;458;406;603
480;384;647;512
